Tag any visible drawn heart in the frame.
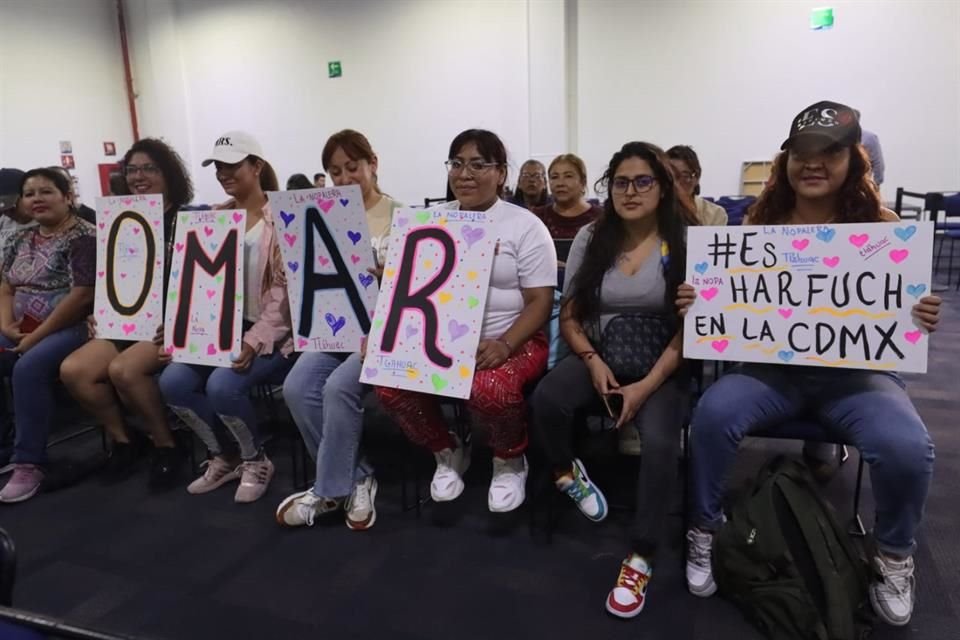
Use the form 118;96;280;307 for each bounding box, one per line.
164;345;175;355
467;270;478;281
217;215;226;226
180;214;189;223
98;309;106;315
171;270;180;279
710;339;729;354
431;374;449;392
98;271;105;279
215;275;223;284
128;248;136;255
284;233;297;247
98;223;105;230
397;217;409;227
438;217;448;227
287;261;299;273
206;289;216;299
232;212;243;223
297;338;309;349
777;308;793;319
203;226;214;237
894;225;917;242
120;273;127;279
107;322;114;328
168;292;177;300
364;367;378;378
449;319;469;341
188;343;199;354
700;287;719;301
319;256;331;267
347;230;362;245
415;211;431;224
149;200;157;207
791;239;809;251
318;199;335;213
153;219;161;226
122;198;133;206
384;268;396;278
889;249;909;264
816;228;836;243
152;292;159;299
406;368;418;379
904;330;923;345
438;292;453;304
324;312;346;336
823;256;840;268
102;209;111;217
373;319;384;330
133;227;141;235
122;323;136;336
206;344;217;355
906;283;927;299
694;261;708;275
280;211;296;227
235;294;243;302
175;242;185;252
339;198;349;207
777;350;795;363
461;225;486;248
848;233;869;248
358;273;375;289
405;325;419;339
459;365;471;379
467;296;480;309
146;312;153;319
350;254;360;264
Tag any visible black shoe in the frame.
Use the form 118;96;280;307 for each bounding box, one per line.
149;446;185;491
101;441;141;484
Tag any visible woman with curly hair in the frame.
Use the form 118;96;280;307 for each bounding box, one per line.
679;102;941;628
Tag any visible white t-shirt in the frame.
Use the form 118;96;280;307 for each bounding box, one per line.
439;199;557;339
243;218;264;322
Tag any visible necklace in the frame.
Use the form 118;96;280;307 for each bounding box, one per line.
38;215;76;238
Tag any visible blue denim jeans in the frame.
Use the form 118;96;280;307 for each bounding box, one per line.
0;325;88;465
690;364;935;557
158;351;295;460
282;352;372;498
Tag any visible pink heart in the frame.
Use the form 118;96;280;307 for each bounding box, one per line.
203;226;214;237
318;199;335;213
165;345;175;354
297;338;309;349
175;242;185;252
711;339;729;354
98;309;106;315
904;330;922;345
108;322;115;328
152;292;159;299
152;219;161;226
133;228;141;235
98;222;105;230
146;312;153;319
700;287;719;301
120;273;127;279
97;271;105;279
849;233;869;248
232;212;243;223
791;239;809;251
122;198;133;206
122;323;136;336
319;256;330;266
149;200;157;207
206;289;216;299
778;308;793;319
128;248;136;255
284;233;297;248
889;249;909;264
206;344;217;355
350;254;360;264
823;256;840;268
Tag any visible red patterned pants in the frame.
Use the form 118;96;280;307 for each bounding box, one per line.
376;334;548;458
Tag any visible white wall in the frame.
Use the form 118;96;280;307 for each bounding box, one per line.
576;0;960;202
0;0;133;202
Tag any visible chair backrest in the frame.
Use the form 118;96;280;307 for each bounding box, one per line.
0;528;14;607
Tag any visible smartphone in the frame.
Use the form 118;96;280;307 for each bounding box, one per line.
603;393;624;419
19;313;41;334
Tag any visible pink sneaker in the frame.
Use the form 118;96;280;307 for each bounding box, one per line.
187;457;240;495
234;456;274;503
0;464;44;503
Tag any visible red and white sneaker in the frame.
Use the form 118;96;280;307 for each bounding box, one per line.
605;553;652;618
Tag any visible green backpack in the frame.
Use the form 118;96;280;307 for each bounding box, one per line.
712;457;875;640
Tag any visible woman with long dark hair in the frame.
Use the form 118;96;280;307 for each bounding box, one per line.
531;142;697;618
680;102;940;628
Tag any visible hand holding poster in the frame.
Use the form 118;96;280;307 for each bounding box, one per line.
93;194;165;341
362;207;496;399
683;222;933;373
163;210;245;367
269;185;377;352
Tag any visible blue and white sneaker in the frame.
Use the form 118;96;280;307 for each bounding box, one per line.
556;458;608;522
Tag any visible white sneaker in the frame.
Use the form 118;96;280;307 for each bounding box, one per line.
869;553;915;626
488;454;528;513
686;529;717;597
345;476;378;531
431;435;470;502
275;490;341;527
618;424;642;455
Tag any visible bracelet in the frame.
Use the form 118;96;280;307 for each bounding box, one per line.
577;350;597;361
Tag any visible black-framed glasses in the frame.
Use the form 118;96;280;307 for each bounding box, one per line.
124;164;161;177
445;159;499;175
611;175;657;194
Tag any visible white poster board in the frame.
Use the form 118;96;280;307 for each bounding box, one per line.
683;222;933;373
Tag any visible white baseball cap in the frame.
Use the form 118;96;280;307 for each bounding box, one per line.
201;131;264;166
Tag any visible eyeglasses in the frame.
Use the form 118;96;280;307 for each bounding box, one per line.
520;172;545;180
611;175;657;194
125;164;161;177
674;171;698;182
445;159;500;175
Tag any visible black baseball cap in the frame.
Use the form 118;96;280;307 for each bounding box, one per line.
0;168;25;211
780;101;861;151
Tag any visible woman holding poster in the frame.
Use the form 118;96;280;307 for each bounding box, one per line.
681;101;941;628
374;129;556;514
60;138;194;489
158;132;293;504
531;142;696;618
276;130;400;531
0;169;95;503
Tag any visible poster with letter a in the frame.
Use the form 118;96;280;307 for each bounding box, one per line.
269;185;377;352
94;194;165;341
683;222;934;373
362;207;496;399
163;210;246;367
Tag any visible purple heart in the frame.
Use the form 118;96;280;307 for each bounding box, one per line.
339;198;350;207
449;319;469;341
347;230;362;245
405;325;418;339
324;312;346;336
364;367;378;378
358;273;374;289
461;225;485;248
280;210;295;228
397;216;409;227
287;261;299;273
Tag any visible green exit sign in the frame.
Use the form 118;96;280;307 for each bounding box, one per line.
328;61;342;78
810;7;834;30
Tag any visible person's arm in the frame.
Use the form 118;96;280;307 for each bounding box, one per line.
0;280;19;341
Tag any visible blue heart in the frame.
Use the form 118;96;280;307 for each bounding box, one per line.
777;350;795;363
694;261;708;275
358;273;374;289
280;210;296;228
324;312;346;336
287;261;299;273
894;225;917;242
816;228;836;243
906;283;927;299
171;270;180;279
347;230;362;245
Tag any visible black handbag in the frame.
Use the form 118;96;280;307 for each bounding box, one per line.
599;313;678;383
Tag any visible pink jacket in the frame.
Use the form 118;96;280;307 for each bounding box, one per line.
243;205;294;356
